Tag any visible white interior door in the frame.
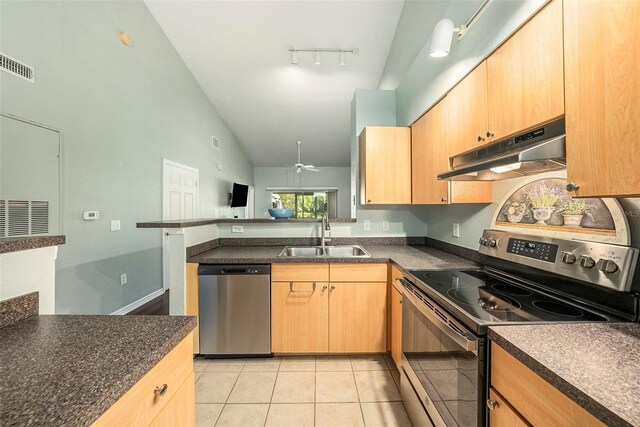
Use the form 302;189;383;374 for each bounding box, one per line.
245;185;255;219
162;160;199;291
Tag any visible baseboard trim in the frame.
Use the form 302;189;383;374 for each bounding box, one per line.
111;288;165;315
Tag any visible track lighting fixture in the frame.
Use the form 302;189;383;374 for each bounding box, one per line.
288;48;358;66
429;0;493;58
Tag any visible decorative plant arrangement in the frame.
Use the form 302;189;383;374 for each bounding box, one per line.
504;202;529;223
559;199;596;228
524;183;566;225
494;177;616;235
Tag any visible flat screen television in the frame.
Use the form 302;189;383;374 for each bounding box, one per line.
229;182;249;207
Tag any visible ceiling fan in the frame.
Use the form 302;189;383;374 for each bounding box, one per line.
285;141;319;173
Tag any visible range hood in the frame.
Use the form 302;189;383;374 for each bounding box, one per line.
438;119;566;181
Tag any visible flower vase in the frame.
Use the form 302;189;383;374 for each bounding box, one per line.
563;214;584;228
532;207;554;225
507;213;524;223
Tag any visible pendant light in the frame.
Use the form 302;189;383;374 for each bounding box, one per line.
290;49;299;65
339;50;346;66
314;50;321;65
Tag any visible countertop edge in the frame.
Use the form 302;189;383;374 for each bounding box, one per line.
0;235;66;254
488;328;630;427
137;218;357;228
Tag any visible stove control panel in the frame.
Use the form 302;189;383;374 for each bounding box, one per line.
507;238;558;262
479;229;639;292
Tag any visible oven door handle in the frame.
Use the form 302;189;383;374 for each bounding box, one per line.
401;279;478;354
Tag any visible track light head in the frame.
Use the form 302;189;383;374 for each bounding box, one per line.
339;50;346;66
291;49;299;65
314;50;321;65
430;18;456;57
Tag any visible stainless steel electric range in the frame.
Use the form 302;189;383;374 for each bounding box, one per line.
399;229;639;427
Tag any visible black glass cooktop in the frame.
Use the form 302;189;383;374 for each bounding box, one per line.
408;269;609;325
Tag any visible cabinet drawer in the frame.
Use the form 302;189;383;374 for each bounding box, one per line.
272;263;329;282
93;333;194;427
330;263;387;282
491;343;603;427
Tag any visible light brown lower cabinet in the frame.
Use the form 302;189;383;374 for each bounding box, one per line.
92;333;195;427
271;263;387;354
487;388;530;427
490;342;604;427
329;282;387;353
271;281;330;353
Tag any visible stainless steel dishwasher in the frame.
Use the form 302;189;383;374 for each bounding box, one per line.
198;264;271;357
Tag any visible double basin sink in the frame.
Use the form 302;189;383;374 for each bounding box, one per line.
279;245;371;258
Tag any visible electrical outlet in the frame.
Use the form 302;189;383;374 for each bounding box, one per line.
110;220;121;231
363;220;371;231
231;225;244;233
217;162;223;172
382;221;390;231
120;273;127;286
453;223;460;238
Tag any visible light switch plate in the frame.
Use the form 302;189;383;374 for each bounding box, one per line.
363;220;371;231
382;221;389;231
120;273;127;286
231;225;244;233
453;223;460;238
111;220;121;231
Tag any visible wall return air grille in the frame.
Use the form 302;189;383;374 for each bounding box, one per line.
0;52;35;83
0;200;49;237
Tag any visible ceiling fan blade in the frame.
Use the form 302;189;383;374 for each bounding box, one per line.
306;167;320;172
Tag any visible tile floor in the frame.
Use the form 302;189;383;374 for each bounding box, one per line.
193;354;413;427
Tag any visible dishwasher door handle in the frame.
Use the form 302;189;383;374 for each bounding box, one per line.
289;282;316;293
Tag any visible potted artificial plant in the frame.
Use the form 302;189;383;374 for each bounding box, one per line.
525;183;565;225
559;199;595;227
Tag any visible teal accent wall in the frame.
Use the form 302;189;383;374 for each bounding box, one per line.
0;1;253;314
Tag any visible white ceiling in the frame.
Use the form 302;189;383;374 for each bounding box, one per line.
145;1;404;167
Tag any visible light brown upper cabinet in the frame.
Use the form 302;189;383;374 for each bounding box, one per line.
412;99;450;204
486;0;564;141
563;0;640;198
411;95;493;205
447;61;490;154
359;126;412;205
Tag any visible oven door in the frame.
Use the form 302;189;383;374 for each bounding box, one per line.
400;278;486;427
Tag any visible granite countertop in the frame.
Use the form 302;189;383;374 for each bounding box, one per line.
0;235;66;254
188;244;479;271
0;315;196;426
489;323;640;427
137;217;356;228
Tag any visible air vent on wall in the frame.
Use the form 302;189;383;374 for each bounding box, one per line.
211;136;220;149
0;200;49;237
0;200;5;238
0;52;35;83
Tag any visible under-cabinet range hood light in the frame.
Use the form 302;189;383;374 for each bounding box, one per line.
490;162;522;174
438;118;567;181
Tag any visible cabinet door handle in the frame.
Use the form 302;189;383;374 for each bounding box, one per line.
153;384;168;404
477;135;485;142
367;199;372;203
566;183;580;192
486;131;494;138
441;198;447;203
486;398;500;411
330;285;336;291
322;284;328;291
290;282;316;293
